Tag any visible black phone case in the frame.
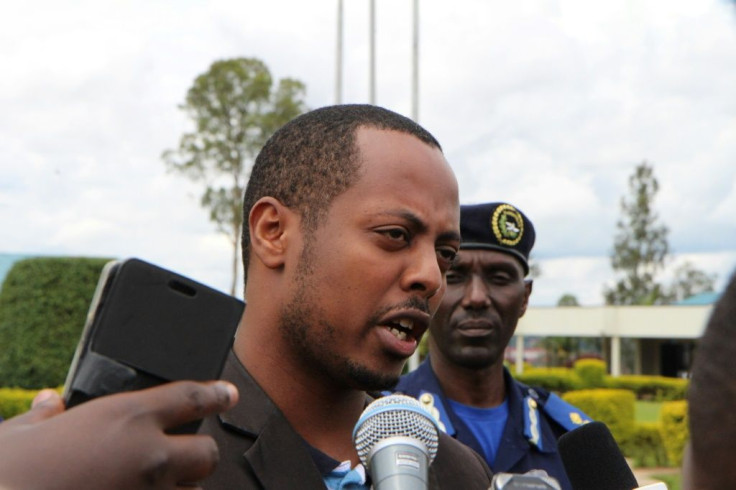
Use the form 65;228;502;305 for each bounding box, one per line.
62;258;244;431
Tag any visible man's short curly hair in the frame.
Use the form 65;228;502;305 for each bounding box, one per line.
241;104;442;284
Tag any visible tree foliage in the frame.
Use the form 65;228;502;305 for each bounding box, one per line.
557;294;580;306
663;261;716;303
604;161;715;305
163;58;307;295
604;162;670;305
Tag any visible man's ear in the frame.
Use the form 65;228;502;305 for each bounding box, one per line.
248;197;295;270
519;278;533;318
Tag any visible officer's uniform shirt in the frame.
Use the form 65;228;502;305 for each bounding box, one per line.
394;358;592;490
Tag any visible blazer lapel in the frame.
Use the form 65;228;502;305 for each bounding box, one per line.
219;353;328;489
243;412;327;489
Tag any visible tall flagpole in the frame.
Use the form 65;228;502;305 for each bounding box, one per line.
408;0;421;372
369;0;376;104
411;0;419;121
335;0;343;104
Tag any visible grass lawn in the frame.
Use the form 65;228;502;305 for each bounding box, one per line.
635;400;663;422
652;472;681;490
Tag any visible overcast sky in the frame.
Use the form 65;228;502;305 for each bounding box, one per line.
2;0;735;306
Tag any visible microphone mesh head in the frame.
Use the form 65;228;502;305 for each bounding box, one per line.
353;394;440;468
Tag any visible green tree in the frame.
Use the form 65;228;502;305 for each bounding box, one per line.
557;293;580;306
604;161;716;305
664;261;716;303
163;58;307;295
604;161;670;305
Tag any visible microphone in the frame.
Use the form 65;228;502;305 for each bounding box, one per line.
491;470;561;489
558;421;667;490
352;394;440;490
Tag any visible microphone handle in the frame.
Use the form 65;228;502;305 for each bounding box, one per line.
369;437;430;490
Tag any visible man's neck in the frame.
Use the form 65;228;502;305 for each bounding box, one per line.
234;334;366;466
431;355;507;408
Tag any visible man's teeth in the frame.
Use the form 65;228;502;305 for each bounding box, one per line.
398;319;414;330
389;327;408;341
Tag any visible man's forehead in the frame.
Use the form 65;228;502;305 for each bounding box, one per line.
455;248;524;268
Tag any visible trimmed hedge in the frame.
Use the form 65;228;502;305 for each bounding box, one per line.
659;400;689;466
559;388;689;468
0;386;64;419
0;256;112;389
620;421;668;467
512;360;689;401
606;375;688;401
0;387;37;419
562;389;636;442
515;367;583;392
573;359;607;388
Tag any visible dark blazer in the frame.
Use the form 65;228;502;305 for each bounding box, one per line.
199;352;493;489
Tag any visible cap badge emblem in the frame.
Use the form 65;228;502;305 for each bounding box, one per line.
491;204;524;246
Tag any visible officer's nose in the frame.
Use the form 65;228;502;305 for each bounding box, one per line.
462;273;491;309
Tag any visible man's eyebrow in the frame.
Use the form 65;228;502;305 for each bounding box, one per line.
378;210;427;231
438;230;462;243
483;261;524;276
382;210;461;242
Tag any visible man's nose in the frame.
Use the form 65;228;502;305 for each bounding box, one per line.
403;245;443;299
463;274;491;308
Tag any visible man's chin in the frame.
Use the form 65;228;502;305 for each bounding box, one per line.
453;350;500;370
346;361;402;392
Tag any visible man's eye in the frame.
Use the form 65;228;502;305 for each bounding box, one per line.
436;247;457;264
446;270;465;284
489;272;513;284
380;228;409;243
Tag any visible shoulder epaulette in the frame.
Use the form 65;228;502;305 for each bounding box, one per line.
539;392;593;432
416;390;454;435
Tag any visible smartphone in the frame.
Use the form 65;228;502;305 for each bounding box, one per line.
62;258;244;430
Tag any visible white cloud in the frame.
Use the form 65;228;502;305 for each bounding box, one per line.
1;0;735;303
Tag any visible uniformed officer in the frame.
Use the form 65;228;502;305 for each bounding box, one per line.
394;202;591;490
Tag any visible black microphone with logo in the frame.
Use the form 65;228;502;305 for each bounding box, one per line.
352;394;440;490
558;421;667;490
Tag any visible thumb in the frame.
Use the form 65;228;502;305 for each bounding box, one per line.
25;389;65;421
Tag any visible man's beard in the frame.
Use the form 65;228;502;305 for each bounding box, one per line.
277;243;400;392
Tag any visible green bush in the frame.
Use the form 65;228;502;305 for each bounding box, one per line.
659;400;689;467
0;387;38;419
562;389;636;443
620;421;668;468
0;256;112;389
515;367;583;392
606;375;688;401
573;358;607;388
0;387;64;419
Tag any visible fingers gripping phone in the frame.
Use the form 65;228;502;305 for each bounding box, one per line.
62;258;244;430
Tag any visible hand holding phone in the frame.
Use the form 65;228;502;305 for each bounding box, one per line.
62;258;244;432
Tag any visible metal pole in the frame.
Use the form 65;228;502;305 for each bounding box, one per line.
407;0;421;372
336;0;343;104
411;0;419;121
369;0;376;104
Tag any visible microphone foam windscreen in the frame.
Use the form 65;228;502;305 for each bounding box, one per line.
557;421;638;490
352;394;440;468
